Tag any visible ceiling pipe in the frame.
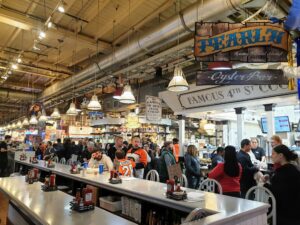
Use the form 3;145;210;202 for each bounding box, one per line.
0;89;36;101
39;0;249;102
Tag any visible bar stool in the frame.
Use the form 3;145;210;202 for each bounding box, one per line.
199;178;223;194
145;170;160;182
245;186;276;225
178;174;188;187
59;157;66;164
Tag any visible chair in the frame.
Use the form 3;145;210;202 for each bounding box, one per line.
71;154;78;162
199;178;223;194
52;156;59;163
66;159;72;165
245;186;276;225
145;170;160;182
59;157;66;164
178;174;188;187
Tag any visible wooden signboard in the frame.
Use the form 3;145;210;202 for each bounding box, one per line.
196;69;288;85
194;22;288;62
167;164;183;180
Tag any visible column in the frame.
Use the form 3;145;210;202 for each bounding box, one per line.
264;104;275;157
234;107;245;146
178;115;185;157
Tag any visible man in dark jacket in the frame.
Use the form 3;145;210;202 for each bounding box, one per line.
0;135;12;177
237;139;259;198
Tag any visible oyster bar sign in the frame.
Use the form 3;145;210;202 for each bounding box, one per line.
179;85;296;109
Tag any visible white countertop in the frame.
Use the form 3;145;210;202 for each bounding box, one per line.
15;158;269;225
0;176;137;225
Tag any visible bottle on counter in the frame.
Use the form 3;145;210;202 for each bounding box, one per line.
82;188;93;206
44;176;50;187
75;188;81;204
166;179;175;193
50;174;56;187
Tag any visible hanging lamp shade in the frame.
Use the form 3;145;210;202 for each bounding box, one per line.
167;66;189;92
39;109;47;122
119;84;136;104
113;87;123;100
87;94;102;111
51;107;61;119
22;117;29;126
29;114;38;125
66;102;78;115
17;120;22;128
12;123;16;129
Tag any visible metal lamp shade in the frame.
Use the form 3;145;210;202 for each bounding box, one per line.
119;85;136;104
167;66;189;92
29;115;38;125
22;118;29;126
51;107;61;119
66;102;78;115
87;94;102;111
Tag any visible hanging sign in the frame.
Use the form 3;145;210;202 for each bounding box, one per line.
194;22;288;62
196;69;288;85
179;85;296;109
145;95;162;121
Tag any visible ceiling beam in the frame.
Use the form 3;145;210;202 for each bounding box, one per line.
0;81;44;92
0;7;111;51
94;0;147;40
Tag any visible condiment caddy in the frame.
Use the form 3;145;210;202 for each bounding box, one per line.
109;170;122;184
25;168;39;184
70;188;95;212
19;152;27;161
41;174;57;192
44;159;55;168
29;156;39;164
166;179;187;201
70;163;81;174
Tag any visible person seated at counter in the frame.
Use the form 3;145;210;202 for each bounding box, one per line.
237;139;259;198
126;136;149;179
43;141;56;160
263;145;300;225
208;145;242;197
108;136;126;162
33;143;43;159
0;135;12;177
114;150;135;176
88;150;113;171
211;147;224;169
184;145;201;189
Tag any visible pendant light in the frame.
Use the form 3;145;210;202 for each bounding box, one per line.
22;117;29;126
51;107;61;119
125;110;140;129
12;123;16;129
119;2;136;104
167;66;189;92
87;94;102;111
17;120;22;128
29;114;38;125
39;109;47;122
67;102;78;115
167;1;189;92
120;84;135;104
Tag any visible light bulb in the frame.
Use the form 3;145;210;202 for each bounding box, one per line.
38;31;46;39
11;64;18;70
47;21;53;28
58;2;65;13
17;58;22;63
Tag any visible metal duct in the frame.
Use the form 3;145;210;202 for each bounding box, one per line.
0;89;36;101
40;0;248;101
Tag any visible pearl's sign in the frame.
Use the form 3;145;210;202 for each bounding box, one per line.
194;22;288;62
196;69;287;85
179;85;296;109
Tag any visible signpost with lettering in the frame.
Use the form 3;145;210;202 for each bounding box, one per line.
194;22;289;62
178;85;296;109
196;69;288;85
145;95;162;122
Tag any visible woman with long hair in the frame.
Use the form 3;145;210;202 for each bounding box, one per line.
208;145;242;197
264;145;300;225
184;145;201;189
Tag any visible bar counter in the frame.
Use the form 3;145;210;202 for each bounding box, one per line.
0;176;137;225
13;158;269;225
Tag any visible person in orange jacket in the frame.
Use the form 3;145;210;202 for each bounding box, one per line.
114;150;135;177
173;138;180;163
126;136;149;179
